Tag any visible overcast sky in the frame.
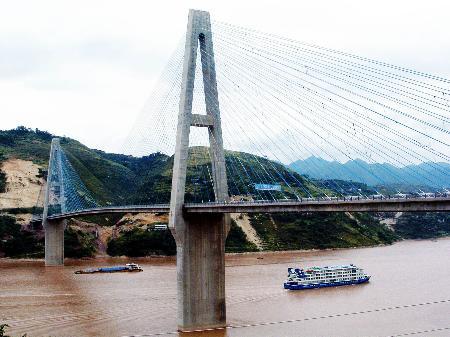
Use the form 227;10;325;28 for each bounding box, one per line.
1;0;449;154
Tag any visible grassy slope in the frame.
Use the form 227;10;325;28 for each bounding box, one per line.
394;212;450;239
249;212;398;251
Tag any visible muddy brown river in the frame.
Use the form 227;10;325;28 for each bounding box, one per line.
1;238;450;337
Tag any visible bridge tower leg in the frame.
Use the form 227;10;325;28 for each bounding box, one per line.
43;138;66;266
169;9;230;331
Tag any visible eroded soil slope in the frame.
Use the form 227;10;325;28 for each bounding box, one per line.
0;159;44;209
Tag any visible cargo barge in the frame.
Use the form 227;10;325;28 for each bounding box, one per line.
75;263;143;274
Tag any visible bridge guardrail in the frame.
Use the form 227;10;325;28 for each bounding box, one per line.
185;192;450;207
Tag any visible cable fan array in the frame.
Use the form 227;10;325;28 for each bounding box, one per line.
44;143;98;216
123;20;449;203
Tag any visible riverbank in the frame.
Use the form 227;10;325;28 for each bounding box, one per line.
1;236;448;266
3;210;449;259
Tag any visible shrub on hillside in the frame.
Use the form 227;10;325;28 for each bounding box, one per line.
249;212;398;251
0;168;6;193
0;215;19;238
0;323;27;337
107;227;176;257
225;220;259;253
395;212;450;239
0;215;43;258
64;227;97;258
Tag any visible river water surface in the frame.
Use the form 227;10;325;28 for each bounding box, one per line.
1;238;450;337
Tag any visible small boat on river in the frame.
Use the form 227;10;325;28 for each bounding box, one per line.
284;264;370;290
75;263;143;274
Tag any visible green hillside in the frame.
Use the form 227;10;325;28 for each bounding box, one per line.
2;126;443;259
249;212;397;251
394;212;450;239
0;127;168;205
0;127;326;206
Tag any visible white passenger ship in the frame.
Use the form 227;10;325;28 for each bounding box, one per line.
284;264;370;290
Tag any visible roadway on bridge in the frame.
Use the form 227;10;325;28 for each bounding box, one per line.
41;196;450;222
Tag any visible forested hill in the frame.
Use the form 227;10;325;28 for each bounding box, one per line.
0;126;169;205
0;126;319;205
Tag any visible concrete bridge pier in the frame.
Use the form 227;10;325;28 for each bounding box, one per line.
173;213;230;331
44;219;65;266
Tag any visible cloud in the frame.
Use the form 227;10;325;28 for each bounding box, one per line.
0;35;48;78
0;0;449;159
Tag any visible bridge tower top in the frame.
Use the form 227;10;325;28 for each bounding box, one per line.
43;138;66;218
169;9;228;229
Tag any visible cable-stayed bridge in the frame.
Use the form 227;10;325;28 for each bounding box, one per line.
37;9;450;332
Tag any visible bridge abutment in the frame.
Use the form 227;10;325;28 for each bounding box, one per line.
44;219;65;266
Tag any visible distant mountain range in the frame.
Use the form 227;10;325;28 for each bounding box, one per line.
288;157;450;189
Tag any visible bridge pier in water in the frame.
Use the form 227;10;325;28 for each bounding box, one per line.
172;214;230;331
44;219;65;266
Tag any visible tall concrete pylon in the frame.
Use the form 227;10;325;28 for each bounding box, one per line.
169;9;231;331
43;138;66;266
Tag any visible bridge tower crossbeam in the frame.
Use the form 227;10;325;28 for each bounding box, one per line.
169;9;231;332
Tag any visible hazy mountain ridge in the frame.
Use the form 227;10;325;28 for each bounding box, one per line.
289;156;450;189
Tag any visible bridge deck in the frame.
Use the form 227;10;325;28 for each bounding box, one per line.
39;196;450;222
185;197;450;213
